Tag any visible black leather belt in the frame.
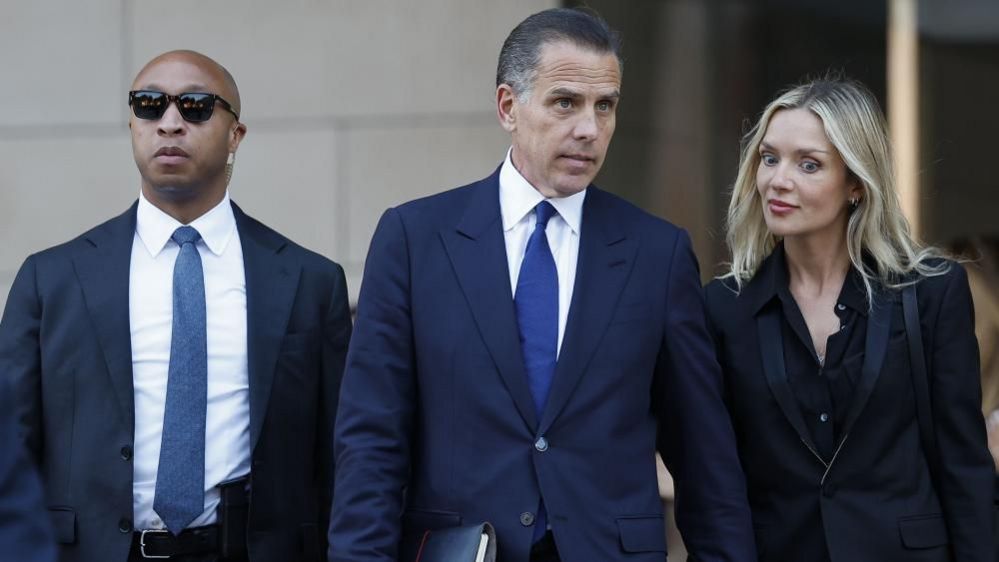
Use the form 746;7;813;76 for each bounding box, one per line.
131;525;219;559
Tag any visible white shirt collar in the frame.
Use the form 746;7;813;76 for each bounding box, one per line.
499;148;585;234
135;190;237;258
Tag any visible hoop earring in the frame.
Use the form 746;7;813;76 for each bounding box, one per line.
849;197;859;209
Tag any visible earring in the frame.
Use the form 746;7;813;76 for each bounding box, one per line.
225;152;235;185
849;197;859;208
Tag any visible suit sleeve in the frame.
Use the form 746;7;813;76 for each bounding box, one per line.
316;263;352;558
328;209;415;562
927;266;995;561
0;255;44;463
654;231;757;562
0;377;56;562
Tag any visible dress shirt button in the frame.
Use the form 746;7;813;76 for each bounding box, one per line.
118;517;132;533
534;436;549;452
120;445;132;460
836;303;846;311
819;413;829;423
520;512;535;526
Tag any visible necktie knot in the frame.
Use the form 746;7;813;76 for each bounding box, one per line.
172;226;202;247
534;201;557;230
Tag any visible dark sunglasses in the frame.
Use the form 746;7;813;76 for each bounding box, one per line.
128;90;240;123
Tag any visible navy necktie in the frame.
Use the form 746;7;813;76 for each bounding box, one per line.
153;226;208;535
514;201;558;542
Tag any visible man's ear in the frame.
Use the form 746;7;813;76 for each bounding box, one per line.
496;84;518;133
229;122;247;153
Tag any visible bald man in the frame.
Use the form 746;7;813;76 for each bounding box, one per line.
0;50;351;562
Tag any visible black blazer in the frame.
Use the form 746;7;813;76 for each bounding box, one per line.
704;253;994;562
0;201;352;562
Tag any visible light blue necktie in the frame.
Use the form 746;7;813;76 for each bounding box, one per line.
153;226;207;535
514;201;558;542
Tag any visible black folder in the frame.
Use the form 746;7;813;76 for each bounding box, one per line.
401;522;497;562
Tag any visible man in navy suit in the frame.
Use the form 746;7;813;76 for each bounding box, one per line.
0;50;351;561
330;8;755;562
0;378;56;562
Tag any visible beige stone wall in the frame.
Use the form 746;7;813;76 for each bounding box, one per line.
0;0;555;310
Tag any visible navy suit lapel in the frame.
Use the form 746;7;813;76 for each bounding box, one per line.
233;203;301;452
539;188;637;433
72;203;138;428
440;171;539;431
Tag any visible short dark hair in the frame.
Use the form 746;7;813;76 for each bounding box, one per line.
496;8;622;99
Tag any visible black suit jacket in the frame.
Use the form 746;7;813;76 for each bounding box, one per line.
705;254;994;562
0;201;352;562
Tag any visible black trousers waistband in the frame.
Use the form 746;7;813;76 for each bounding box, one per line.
129;525;219;560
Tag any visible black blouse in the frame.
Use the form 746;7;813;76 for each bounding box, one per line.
770;246;869;461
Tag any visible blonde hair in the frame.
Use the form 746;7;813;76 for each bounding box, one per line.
723;77;947;303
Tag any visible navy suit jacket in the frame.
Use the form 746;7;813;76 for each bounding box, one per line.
0;378;56;562
330;169;755;562
0;201;352;562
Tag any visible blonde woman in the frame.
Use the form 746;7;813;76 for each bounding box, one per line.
704;78;994;561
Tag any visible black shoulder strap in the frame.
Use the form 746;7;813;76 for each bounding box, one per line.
903;283;944;479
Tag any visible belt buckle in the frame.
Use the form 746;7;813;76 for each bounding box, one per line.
140;529;172;559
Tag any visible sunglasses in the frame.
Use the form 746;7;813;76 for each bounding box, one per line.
128;90;240;123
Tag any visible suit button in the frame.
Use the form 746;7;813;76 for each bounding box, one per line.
120;445;132;460
822;483;836;498
118;517;132;533
819;413;829;423
520;512;535;526
534;436;549;452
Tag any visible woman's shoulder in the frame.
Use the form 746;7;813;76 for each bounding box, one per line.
704;276;742;301
902;258;971;314
703;276;747;323
912;258;966;292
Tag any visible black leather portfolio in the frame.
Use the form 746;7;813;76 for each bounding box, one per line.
401;522;497;562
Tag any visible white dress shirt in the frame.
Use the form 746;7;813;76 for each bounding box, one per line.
500;148;585;355
130;191;250;530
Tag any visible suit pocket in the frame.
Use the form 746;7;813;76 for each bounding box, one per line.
616;515;666;553
48;506;76;544
898;514;949;549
